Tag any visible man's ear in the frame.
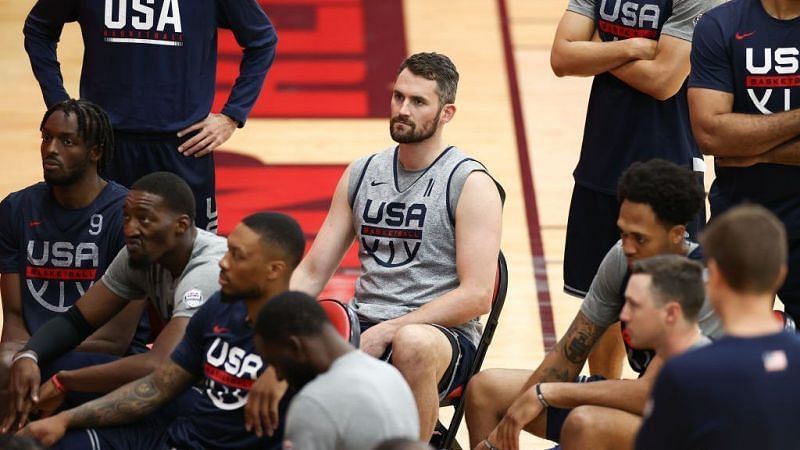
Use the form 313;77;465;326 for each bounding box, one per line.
664;301;681;325
669;224;686;246
88;144;102;164
175;214;193;234
439;103;456;124
265;260;288;281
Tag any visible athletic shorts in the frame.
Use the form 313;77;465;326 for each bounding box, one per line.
52;388;200;450
103;131;217;233
545;375;606;443
565;178;705;298
359;320;477;400
40;352;122;411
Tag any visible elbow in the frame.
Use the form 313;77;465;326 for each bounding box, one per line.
692;127;722;156
470;286;494;317
650;85;680;102
550;52;570;78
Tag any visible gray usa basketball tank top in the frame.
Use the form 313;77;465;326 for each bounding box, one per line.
347;146;503;346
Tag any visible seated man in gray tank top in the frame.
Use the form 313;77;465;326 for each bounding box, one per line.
291;52;504;441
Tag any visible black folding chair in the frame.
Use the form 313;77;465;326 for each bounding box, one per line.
433;251;509;449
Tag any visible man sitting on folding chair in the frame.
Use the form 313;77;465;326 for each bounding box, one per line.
290;52;504;441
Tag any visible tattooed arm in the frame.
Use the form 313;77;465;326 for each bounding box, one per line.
526;311;606;386
21;361;196;446
484;312;606;450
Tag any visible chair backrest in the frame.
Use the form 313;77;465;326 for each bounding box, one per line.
318;298;361;347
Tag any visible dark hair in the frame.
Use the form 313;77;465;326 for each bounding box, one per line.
255;291;330;342
617;159;704;228
131;172;195;221
40;99;114;173
631;254;705;322
242;212;306;268
700;204;787;294
373;438;433;450
398;52;459;105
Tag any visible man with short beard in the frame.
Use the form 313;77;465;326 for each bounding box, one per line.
291;52;505;440
21;212;305;450
3;171;226;432
0;99;149;418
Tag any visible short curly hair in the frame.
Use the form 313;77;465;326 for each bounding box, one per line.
617;159;704;228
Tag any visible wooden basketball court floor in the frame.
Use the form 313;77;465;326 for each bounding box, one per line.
0;1;708;448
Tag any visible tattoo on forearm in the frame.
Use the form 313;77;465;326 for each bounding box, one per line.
562;315;604;365
68;363;192;429
542;367;570;382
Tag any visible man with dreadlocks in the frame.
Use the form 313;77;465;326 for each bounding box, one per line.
0;99;149;417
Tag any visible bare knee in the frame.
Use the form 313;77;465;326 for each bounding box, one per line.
561;406;599;447
465;370;503;410
391;325;441;376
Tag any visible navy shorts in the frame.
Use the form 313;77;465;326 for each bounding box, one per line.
359;321;477;400
545;375;606;443
103;131;217;233
563;185;621;298
53;388;200;450
40;352;120;411
565;178;705;298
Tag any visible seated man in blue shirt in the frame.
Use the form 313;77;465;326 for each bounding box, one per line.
20;212;305;450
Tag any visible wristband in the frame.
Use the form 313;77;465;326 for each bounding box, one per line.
50;374;68;394
535;383;551;408
11;350;38;365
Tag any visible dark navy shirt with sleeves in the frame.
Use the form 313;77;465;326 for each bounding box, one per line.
636;332;800;450
168;293;285;449
689;0;800;236
24;0;277;132
0;182;127;334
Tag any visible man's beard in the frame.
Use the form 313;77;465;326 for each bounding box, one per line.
389;109;442;144
127;254;154;271
44;155;91;186
220;286;263;303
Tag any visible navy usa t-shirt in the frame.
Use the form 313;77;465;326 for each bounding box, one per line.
689;0;800;237
169;293;286;449
0;181;127;333
636;332;800;450
568;0;714;194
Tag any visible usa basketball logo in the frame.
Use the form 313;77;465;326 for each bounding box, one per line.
204;337;263;410
360;199;427;268
103;0;184;47
25;240;100;312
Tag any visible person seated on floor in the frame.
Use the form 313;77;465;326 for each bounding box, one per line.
465;160;722;449
3;172;226;432
0;100;149;422
20;212;305;449
255;290;419;450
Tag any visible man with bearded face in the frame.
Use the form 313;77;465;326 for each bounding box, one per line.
21;212;305;449
291;52;505;441
0;99;150;418
2;171;227;433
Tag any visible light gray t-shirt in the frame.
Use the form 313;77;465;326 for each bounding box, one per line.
566;0;714;42
101;229;226;320
581;240;723;339
346;146;503;346
283;351;419;450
